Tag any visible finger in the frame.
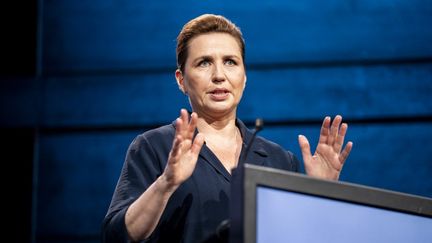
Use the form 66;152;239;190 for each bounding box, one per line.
170;134;183;160
339;141;353;164
334;123;348;153
327;115;342;146
174;117;184;138
298;135;312;164
180;109;189;127
186;112;198;139
175;110;185;133
318;116;331;144
178;109;189;137
191;133;205;156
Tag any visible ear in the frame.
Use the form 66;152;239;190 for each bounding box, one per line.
243;75;247;89
175;69;186;94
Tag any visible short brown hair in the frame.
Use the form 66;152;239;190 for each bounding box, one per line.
176;14;245;72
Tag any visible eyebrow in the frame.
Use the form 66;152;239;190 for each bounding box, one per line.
193;54;241;63
195;55;213;61
223;55;241;60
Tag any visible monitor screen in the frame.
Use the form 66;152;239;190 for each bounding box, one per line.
257;186;432;243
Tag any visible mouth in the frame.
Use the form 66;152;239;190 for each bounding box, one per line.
208;88;230;100
208;88;229;95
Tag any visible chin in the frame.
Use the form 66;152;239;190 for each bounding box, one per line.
208;103;237;114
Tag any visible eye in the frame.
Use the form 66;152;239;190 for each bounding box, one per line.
198;60;211;67
224;59;237;66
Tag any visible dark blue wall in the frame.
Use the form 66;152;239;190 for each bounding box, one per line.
1;0;432;242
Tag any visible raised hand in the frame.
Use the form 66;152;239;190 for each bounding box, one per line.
162;109;205;189
298;115;353;180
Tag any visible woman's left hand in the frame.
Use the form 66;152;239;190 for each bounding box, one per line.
298;115;353;180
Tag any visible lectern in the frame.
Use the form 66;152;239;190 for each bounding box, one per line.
230;163;432;243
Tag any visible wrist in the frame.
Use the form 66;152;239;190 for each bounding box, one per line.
156;174;179;195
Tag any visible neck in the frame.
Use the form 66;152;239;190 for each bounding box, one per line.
196;117;238;138
198;115;243;173
193;105;237;128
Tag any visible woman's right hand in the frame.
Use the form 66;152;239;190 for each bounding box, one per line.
161;109;205;191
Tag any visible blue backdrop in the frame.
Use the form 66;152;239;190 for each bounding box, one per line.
1;0;431;242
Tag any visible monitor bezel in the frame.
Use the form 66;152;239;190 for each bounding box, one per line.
241;163;432;243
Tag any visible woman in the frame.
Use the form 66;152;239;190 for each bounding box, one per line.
102;14;353;243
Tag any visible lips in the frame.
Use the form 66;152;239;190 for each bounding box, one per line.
209;88;229;94
208;88;230;101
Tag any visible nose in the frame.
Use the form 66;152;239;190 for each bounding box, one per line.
212;62;226;83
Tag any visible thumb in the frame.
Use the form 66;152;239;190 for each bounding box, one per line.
298;135;312;163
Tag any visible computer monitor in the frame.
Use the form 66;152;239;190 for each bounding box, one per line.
230;163;432;243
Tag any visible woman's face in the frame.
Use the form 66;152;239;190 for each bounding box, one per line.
176;32;246;118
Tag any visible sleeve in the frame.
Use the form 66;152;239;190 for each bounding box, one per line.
101;134;165;243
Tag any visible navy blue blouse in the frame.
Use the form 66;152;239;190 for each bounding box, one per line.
101;119;300;243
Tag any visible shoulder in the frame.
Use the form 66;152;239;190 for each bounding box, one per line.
140;123;175;140
255;135;294;157
236;117;298;167
129;123;175;151
123;123;175;172
255;135;299;171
